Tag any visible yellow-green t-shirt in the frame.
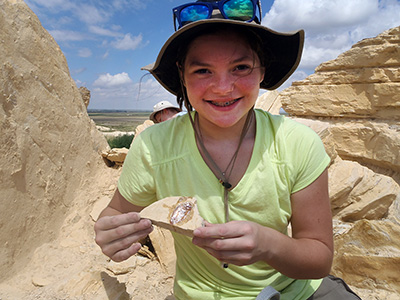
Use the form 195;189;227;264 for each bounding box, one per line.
118;110;330;300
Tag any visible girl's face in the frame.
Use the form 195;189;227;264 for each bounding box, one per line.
182;31;264;129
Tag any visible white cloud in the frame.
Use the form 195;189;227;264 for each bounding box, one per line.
71;67;87;75
78;48;92;58
49;29;86;41
93;72;133;88
111;0;146;11
102;50;110;60
89;25;124;37
111;33;144;50
74;78;86;87
89;77;176;110
74;4;110;24
263;0;400;73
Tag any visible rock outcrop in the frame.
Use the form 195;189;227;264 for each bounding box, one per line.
79;86;91;108
264;26;400;298
0;0;109;291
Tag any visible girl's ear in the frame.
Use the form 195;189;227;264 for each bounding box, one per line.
177;62;185;86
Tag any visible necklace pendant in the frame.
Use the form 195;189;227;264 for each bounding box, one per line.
222;181;232;189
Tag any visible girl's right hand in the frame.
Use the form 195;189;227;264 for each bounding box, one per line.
94;212;153;262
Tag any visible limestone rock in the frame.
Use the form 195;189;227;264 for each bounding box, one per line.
280;26;400;119
79;86;91;108
0;0;108;283
140;196;204;237
329;121;400;172
102;148;129;167
107;256;138;275
329;159;399;221
149;227;176;276
254;90;281;114
332;219;400;295
132;119;154;143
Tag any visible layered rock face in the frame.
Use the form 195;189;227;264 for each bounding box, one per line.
280;27;400;174
0;0;109;283
260;27;400;297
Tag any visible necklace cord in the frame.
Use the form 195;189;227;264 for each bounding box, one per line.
189;109;254;223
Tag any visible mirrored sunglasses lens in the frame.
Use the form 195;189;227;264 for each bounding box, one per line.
180;5;210;25
223;0;254;21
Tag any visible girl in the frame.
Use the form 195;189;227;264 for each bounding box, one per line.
95;1;361;299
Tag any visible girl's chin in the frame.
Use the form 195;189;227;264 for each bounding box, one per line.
202;115;245;129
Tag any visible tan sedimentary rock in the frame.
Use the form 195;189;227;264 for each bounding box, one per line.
79;86;91;108
140;196;204;237
102;147;129;166
0;0;109;290
329;158;399;221
259;26;400;298
280;27;400;120
149;227;176;275
254;90;281;114
333;219;400;295
329;121;400;172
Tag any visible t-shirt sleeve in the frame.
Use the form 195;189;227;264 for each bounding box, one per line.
117;133;157;207
284;119;331;193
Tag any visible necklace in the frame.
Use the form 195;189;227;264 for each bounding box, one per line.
190;110;254;223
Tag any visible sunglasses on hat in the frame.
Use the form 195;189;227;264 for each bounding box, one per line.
173;0;262;30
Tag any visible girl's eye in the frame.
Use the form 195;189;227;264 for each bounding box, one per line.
234;64;252;72
194;68;210;74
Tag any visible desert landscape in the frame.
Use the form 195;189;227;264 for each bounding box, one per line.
0;0;399;299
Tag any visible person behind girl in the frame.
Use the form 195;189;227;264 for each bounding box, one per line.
94;0;361;299
149;100;183;123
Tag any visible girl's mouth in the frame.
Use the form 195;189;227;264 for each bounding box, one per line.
208;98;240;107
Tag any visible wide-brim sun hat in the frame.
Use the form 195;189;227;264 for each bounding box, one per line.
142;17;304;96
149;100;182;123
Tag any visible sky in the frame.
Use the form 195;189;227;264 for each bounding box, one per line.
25;0;400;111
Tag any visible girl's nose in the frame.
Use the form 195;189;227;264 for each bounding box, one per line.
211;73;234;94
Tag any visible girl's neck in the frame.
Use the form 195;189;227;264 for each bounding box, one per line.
195;110;255;142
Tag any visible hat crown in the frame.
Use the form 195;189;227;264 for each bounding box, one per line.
153;100;174;112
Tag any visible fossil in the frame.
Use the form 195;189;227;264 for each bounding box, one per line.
140;196;204;237
169;197;195;225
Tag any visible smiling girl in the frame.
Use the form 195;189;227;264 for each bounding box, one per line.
94;1;361;299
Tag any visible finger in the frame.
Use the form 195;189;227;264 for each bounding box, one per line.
95;218;152;247
101;225;154;259
95;212;141;231
193;222;240;239
111;242;142;262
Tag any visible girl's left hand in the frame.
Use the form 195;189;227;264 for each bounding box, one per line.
192;220;268;266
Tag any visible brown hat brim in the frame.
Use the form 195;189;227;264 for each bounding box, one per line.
142;19;304;96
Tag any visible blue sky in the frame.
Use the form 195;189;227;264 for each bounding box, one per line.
25;0;400;111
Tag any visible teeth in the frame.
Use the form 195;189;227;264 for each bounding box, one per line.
211;99;238;107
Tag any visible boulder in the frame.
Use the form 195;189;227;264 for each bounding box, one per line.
102;147;129;167
0;0;108;283
332;219;400;295
329;158;399;221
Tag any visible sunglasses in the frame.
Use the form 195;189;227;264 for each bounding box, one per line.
173;0;262;30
